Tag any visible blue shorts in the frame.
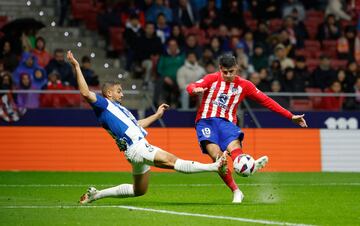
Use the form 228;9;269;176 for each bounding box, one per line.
195;117;244;154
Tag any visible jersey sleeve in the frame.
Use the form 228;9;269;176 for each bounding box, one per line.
244;80;293;120
90;94;109;110
186;74;214;96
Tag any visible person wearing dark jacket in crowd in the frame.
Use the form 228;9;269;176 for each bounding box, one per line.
45;48;75;87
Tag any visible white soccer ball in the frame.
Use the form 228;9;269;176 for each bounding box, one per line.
233;154;255;177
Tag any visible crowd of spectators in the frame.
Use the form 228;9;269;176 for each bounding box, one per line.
0;34;99;109
88;0;360;111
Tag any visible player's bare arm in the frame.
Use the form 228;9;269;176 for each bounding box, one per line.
138;103;169;128
66;50;97;103
292;114;308;128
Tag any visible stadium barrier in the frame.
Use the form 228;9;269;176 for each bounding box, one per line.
0;127;359;172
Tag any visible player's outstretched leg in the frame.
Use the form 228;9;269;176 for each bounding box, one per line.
154;149;227;174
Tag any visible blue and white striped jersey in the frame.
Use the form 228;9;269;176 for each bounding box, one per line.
90;94;147;150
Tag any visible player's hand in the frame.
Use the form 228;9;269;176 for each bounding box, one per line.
292;114;308;128
66;50;80;68
192;87;208;95
156;103;169;118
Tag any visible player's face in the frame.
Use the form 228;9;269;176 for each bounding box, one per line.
110;84;124;103
220;66;238;81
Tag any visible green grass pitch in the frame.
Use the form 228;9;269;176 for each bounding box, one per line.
0;172;359;226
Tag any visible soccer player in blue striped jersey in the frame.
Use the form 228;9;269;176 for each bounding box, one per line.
67;51;227;204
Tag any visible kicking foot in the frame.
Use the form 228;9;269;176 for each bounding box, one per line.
215;152;228;175
232;189;244;203
252;156;269;174
79;187;98;204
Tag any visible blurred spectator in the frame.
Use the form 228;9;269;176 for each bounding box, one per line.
124;13;144;70
282;0;305;21
122;0;146;27
176;52;205;109
13;52;43;87
317;14;342;41
263;0;282;19
208;36;223;59
146;0;173;23
16;73;39;108
31;37;51;68
281;67;297;92
283;16;308;48
80;56;99;86
221;0;245;29
269;59;282;81
251;44;268;72
155;13;171;44
133;22;163;87
155;39;185;107
0;72;23;122
199;47;216;67
234;42;254;77
278;29;296;58
321;80;344;110
40;70;66;108
32;69;47;90
168;24;185;49
239;31;255;57
45;49;75;87
172;0;199;28
337;26;357;61
218;24;231;52
58;0;69;26
272;44;294;71
345;61;360;88
204;61;216;73
0;72;14;90
311;55;337;90
336;69;350;92
253;21;270;46
183;34;202;59
293;56;311;89
0;41;18;72
257;68;271;91
270;80;290;108
343;77;360;110
199;0;221;29
325;0;351;21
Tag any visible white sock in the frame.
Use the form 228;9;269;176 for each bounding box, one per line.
94;184;134;200
174;159;217;174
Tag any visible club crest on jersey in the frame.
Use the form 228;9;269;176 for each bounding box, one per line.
212;93;229;109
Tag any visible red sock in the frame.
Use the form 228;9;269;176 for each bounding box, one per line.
230;148;243;161
219;168;238;192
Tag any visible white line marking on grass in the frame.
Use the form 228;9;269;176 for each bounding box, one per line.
0;205;315;226
0;183;359;188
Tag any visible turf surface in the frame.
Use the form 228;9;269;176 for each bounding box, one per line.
0;172;359;226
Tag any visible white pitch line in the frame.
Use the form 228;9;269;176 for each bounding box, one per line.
0;205;315;226
0;183;359;188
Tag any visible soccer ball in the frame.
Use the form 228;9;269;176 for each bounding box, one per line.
233;154;255;177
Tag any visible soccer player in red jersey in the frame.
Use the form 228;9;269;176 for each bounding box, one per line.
186;54;307;203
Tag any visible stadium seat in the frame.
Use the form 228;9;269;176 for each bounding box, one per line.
290;99;313;111
305;40;321;50
306;10;324;20
206;28;219;38
0;16;8;29
71;0;93;20
109;27;125;52
268;19;283;33
305;88;322;109
306;59;320;72
245;19;257;31
83;8;98;31
331;59;348;70
183;26;208;46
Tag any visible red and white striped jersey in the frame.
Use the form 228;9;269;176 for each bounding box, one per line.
186;72;293;124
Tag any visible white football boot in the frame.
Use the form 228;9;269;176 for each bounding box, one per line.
252;156;269;174
232;189;244;203
79;187;98;204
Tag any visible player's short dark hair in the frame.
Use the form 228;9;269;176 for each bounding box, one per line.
218;53;237;68
101;81;122;97
81;56;91;63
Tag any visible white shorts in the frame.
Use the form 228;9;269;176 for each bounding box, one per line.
124;138;160;175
